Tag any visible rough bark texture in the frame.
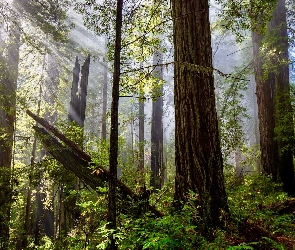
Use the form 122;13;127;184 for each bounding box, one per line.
108;1;123;248
270;0;295;195
80;55;90;128
68;55;90;128
252;30;279;179
172;0;228;230
253;0;295;195
151;51;164;189
0;3;20;246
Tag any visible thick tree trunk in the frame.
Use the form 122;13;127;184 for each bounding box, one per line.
253;0;295;195
151;51;164;189
172;0;228;231
0;3;20;246
252;30;279;179
270;0;295;195
68;55;90;128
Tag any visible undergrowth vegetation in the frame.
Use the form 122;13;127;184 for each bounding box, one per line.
22;174;295;250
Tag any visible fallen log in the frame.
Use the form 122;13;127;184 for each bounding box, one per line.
28;110;163;217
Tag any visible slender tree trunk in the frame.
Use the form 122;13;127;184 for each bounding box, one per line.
151;51;164;190
79;55;90;128
172;0;228;231
138;92;145;185
234;148;244;183
252;79;260;146
101;54;108;140
20;82;43;249
108;0;123;248
0;2;20;246
68;56;81;124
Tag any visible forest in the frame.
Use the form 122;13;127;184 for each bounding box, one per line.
1;0;295;249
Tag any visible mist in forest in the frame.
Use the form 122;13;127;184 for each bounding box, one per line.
1;1;295;248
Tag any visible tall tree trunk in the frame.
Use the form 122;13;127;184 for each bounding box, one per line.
252;79;260;146
172;0;228;231
234;148;244;183
270;0;295;195
79;55;90;128
252;30;279;179
138;92;145;185
151;51;164;189
101;54;108;140
253;0;295;195
108;0;123;248
0;1;20;246
68;56;81;124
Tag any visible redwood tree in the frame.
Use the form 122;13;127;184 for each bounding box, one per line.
151;51;164;190
171;0;228;230
253;0;295;195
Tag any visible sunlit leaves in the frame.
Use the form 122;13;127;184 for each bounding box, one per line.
75;0;171;97
215;0;277;42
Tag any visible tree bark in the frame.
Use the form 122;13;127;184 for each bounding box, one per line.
269;0;295;195
101;54;108;140
138;93;145;185
253;0;295;195
171;0;228;231
68;57;80;125
108;0;123;248
151;51;164;190
79;55;90;128
252;30;279;179
68;56;81;124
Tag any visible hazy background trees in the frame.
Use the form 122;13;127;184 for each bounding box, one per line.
0;0;295;248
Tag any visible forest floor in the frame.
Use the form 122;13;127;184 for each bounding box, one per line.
225;198;295;249
220;175;295;250
22;175;295;250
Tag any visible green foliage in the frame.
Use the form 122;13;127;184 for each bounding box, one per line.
227;244;254;250
75;0;171;98
215;0;277;42
261;237;286;250
217;66;250;163
240;144;261;172
116;206;205;250
227;174;287;222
